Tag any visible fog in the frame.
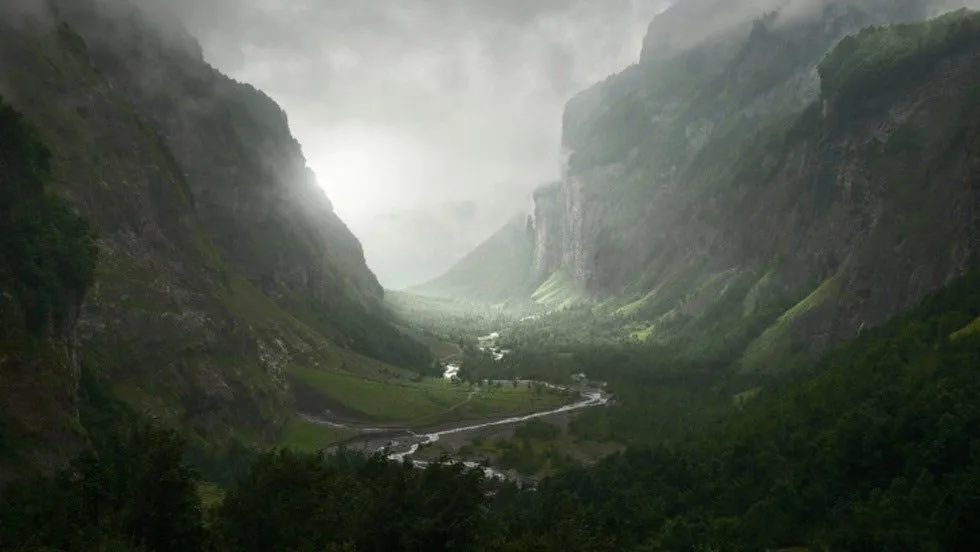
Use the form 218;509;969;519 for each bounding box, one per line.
642;0;980;57
141;0;668;288
128;0;979;288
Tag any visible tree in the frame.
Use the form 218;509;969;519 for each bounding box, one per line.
0;425;204;552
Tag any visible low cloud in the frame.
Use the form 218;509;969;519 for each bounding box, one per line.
143;0;669;288
126;0;977;287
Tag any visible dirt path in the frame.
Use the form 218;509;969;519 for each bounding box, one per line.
440;388;479;415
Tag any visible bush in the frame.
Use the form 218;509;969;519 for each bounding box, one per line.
0;425;205;552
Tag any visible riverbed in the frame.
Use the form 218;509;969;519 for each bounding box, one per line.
323;331;612;481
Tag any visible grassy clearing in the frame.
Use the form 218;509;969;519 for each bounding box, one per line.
629;325;655;342
531;270;588;308
290;366;573;425
740;272;842;373
278;418;352;453
613;289;659;317
951;316;980;341
387;291;503;321
196;481;226;510
733;387;762;406
290;367;465;422
452;385;570;420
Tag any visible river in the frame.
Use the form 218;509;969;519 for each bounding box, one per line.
311;331;609;480
380;330;610;479
384;387;609;461
382;387;609;480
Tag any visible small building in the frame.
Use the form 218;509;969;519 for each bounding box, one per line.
443;364;462;382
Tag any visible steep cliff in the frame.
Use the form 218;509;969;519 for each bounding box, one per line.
542;4;980;365
435;3;980;369
0;97;98;482
0;0;428;477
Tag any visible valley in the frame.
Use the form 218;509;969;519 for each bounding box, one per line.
2;0;980;551
282;318;618;481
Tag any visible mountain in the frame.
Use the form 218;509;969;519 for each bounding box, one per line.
432;1;980;368
0;0;430;480
410;213;536;306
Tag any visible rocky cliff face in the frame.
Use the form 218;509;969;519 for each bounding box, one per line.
58;0;384;314
450;3;980;366
0;0;427;476
530;184;565;282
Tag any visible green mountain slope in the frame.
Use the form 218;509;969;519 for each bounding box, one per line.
0;0;429;478
0;98;99;482
442;4;980;369
410;214;535;306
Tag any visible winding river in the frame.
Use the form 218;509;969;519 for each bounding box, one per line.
385;388;610;461
316;331;611;480
382;387;609;480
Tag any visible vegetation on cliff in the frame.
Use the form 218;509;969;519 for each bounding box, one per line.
820;8;980;112
0;98;98;337
0;97;99;473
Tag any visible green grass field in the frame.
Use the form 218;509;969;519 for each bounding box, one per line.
289;366;573;426
451;385;569;420
278;417;352;452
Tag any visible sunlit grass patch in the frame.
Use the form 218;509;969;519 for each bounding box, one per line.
278;417;352;452
290;365;574;425
196;481;226;510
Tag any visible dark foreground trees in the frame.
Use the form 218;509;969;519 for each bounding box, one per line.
0;425;204;552
212;450;491;552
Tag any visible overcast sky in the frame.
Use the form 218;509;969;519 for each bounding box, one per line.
159;0;671;288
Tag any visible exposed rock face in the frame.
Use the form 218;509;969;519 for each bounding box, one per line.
531;184;565;282
0;0;426;474
431;3;980;367
55;0;384;314
531;3;980;364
